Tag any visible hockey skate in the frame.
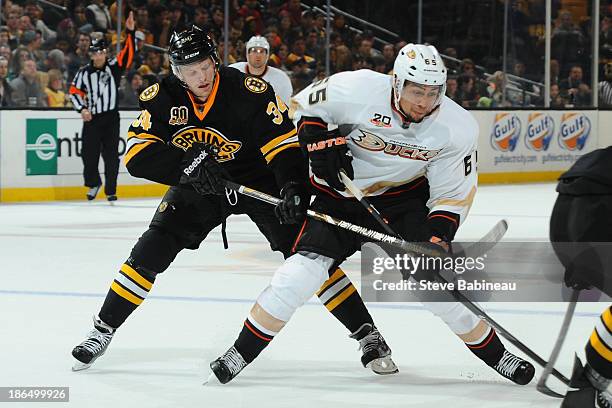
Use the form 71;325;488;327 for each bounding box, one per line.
208;346;248;384
350;323;398;375
71;315;115;371
86;185;101;201
562;356;612;408
491;350;535;385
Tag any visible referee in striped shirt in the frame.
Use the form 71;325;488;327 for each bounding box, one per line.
599;62;612;108
69;11;136;201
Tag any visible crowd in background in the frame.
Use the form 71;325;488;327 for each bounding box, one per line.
0;0;610;109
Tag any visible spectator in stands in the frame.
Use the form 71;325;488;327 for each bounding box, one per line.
151;6;172;48
119;71;143;108
457;73;479;108
277;13;293;45
357;38;382;60
446;76;461;104
443;47;460;75
44;68;67;107
239;0;264;35
485;71;512;108
24;1;55;43
305;28;323;62
333;44;352;73
551;10;586;74
264;27;282;52
300;10;317;34
6;11;21;46
57;18;78;45
68;33;91;80
290;57;312;93
599;62;612;108
22;30;44;68
560;65;591;106
10;58;47;107
287;37;315;68
0;56;14;107
209;6;224;40
193;7;210;31
460;58;476;76
73;5;89;31
0;45;11;76
169;3;187;34
0;27;10;48
332;14;352;46
134;8;153;44
269;42;290;70
18;15;35;34
142;51;165;76
382;43;395;73
280;0;302;26
45;49;66;77
11;46;31;80
550;83;566;108
600;15;612;59
86;0;112;32
549;58;561;85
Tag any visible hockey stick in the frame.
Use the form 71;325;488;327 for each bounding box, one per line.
222;179;447;257
536;289;580;397
337;171;507;259
338;171;571;386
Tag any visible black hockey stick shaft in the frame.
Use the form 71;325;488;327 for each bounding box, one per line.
339;173;571;386
338;170;399;238
221;179;446;257
536;289;580;397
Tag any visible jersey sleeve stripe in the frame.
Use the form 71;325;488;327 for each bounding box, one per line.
427;213;459;226
69;85;86;97
260;128;297;155
297;120;327;134
124;140;154;165
127;131;165;142
430;186;477;209
263;142;299;163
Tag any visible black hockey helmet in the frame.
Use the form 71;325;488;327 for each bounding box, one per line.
89;37;108;53
168;25;220;68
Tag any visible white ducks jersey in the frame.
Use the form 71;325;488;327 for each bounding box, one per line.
292;69;478;224
230;62;293;104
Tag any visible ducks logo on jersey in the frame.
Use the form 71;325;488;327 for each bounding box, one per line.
352;129;440;161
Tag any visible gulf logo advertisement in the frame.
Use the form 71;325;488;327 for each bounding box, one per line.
525;113;554;152
557;113;591;151
490;113;521;152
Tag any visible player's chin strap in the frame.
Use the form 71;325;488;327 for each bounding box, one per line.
337;171;571;390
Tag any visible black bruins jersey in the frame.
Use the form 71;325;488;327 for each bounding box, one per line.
124;66;302;190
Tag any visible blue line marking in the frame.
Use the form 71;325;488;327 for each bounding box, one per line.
0;289;600;318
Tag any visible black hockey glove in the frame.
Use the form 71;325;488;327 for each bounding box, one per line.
179;144;229;195
300;128;354;191
274;181;307;224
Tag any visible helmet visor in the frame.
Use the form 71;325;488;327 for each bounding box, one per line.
399;80;443;110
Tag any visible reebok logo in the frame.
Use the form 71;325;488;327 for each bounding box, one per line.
183;149;208;177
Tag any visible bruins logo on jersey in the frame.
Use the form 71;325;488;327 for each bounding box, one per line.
171;126;242;162
244;76;268;93
139;83;159;101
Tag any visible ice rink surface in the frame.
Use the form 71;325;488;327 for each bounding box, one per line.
0;183;605;407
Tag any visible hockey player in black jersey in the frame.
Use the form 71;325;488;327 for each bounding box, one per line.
549;147;612;408
71;26;396;375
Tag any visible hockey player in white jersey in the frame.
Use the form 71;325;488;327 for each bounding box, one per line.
209;44;535;386
230;36;293;104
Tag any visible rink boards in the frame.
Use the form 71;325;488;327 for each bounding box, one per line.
0;109;610;202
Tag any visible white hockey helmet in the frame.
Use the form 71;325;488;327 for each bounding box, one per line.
246;35;270;53
392;43;447;114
